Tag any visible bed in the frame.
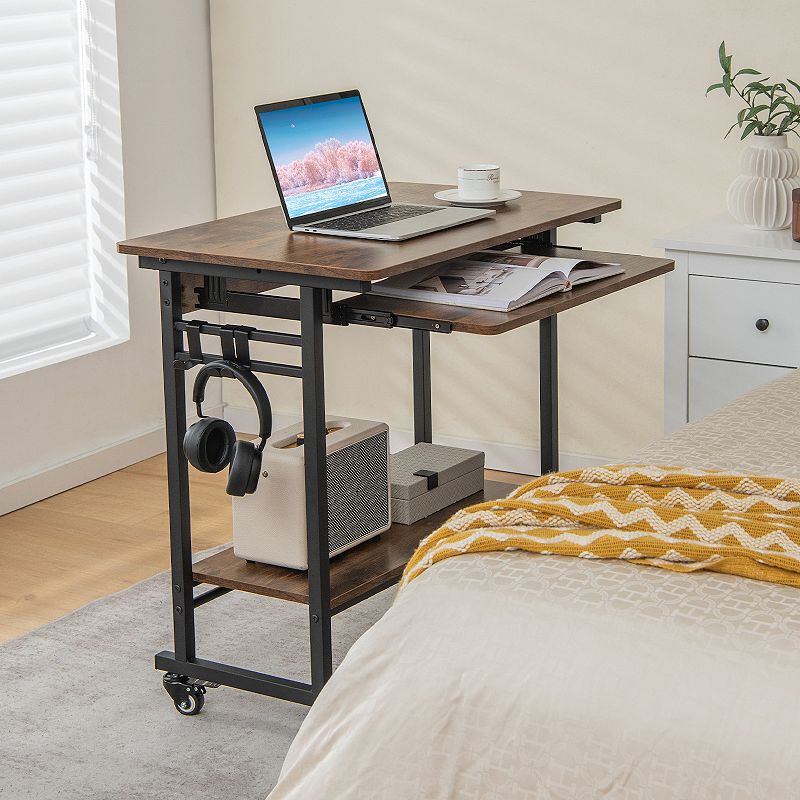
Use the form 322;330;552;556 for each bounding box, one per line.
267;372;800;799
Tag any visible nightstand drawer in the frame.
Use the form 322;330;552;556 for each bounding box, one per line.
689;275;800;366
688;358;791;421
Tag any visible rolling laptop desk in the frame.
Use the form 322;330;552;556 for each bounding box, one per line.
117;182;673;715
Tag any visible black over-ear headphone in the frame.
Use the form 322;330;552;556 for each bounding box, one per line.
183;360;273;497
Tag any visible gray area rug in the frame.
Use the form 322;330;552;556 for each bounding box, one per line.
1;556;393;799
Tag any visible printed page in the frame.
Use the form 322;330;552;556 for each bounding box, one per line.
470;251;619;278
407;263;552;307
372;261;567;311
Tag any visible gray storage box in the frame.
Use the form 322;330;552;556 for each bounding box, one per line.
390;443;485;525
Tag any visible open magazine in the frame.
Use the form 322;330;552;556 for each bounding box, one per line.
372;251;624;312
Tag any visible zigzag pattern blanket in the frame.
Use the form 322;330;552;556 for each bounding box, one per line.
400;464;800;589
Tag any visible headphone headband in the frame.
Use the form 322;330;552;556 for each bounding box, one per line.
193;360;272;449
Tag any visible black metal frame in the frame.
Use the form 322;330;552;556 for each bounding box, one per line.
413;329;432;444
149;226;566;710
521;228;559;474
156;269;334;705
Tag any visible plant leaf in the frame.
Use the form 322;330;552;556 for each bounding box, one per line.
734;68;760;78
723;74;732;96
718;41;729;72
744;83;771;101
706;82;724;95
745;105;769;119
740;120;760;139
724;122;739;139
787;78;800;95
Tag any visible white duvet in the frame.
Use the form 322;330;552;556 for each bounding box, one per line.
268;372;800;799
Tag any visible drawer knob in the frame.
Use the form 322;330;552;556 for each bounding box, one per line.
755;318;770;331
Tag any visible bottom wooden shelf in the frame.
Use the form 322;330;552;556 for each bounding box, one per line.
192;479;516;612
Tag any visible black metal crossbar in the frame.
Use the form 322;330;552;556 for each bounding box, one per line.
174;351;302;378
175;320;302;348
155;652;315;705
192;586;232;608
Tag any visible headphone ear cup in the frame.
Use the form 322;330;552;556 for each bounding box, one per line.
183;417;236;473
226;440;262;497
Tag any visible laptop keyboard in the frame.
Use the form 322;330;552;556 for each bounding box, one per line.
311;204;440;232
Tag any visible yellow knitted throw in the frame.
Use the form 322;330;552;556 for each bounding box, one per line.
399;464;800;590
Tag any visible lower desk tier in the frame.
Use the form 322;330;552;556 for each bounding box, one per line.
192;480;516;612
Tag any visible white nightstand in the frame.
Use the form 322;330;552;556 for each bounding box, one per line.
658;216;800;433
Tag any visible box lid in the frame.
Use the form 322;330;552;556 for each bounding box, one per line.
390;443;484;500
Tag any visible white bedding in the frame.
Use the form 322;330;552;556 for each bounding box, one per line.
268;372;800;800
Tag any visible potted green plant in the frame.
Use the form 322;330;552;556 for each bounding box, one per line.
707;42;800;230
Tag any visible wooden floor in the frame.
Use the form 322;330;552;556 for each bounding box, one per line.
0;455;530;644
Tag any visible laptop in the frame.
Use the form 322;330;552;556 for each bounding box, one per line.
254;90;495;241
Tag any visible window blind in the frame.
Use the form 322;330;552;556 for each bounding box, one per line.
0;0;97;368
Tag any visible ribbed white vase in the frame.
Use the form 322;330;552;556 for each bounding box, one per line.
727;134;800;230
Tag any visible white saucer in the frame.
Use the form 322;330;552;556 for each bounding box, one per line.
434;188;522;207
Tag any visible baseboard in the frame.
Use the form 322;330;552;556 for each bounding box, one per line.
223;406;612;476
0;403;225;517
0;400;611;517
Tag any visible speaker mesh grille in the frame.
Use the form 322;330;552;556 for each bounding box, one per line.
326;430;389;553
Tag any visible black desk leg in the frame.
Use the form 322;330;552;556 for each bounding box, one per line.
413;329;432;443
520;228;560;475
300;286;333;694
539;315;559;475
159;271;196;662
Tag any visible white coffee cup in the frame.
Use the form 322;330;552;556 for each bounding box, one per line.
457;164;500;200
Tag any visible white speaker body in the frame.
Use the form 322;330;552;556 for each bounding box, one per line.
232;417;390;570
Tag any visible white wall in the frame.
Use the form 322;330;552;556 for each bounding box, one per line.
0;1;217;514
207;1;797;467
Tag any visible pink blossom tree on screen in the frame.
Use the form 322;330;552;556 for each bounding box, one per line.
276;138;379;192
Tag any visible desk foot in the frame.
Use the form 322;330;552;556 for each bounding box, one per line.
163;672;216;716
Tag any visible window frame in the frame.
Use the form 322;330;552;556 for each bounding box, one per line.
0;0;128;381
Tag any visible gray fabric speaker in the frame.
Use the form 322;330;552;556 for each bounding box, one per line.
233;417;390;569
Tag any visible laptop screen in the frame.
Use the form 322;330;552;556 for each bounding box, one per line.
256;94;389;221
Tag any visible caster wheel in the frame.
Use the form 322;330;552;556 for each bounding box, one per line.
163;673;207;716
175;688;204;716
